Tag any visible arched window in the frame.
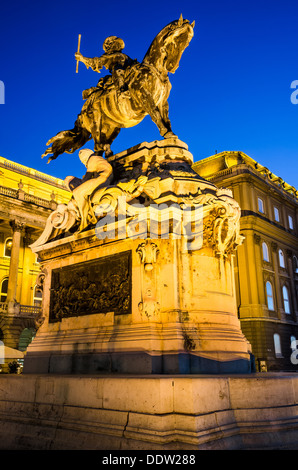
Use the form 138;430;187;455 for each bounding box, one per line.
282;286;290;314
33;285;43;307
266;281;274;310
0;278;8;303
4;238;12;258
279;249;285;268
262;242;269;261
274;333;282;357
290;336;297;352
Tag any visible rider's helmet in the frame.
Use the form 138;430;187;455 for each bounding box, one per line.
103;36;125;53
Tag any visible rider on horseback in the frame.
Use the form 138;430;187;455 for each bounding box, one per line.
75;36;135;98
42;17;194;163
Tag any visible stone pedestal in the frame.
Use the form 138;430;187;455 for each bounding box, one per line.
24;139;252;374
1;374;298;450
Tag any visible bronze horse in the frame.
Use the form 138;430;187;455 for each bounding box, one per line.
42;16;194;163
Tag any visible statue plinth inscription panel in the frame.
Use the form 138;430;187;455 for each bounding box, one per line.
49;251;131;322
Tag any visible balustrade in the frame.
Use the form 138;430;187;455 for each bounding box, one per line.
0;302;41;317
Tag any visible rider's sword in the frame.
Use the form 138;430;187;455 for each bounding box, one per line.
76;34;81;73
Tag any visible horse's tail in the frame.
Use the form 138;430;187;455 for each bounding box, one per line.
42;118;91;163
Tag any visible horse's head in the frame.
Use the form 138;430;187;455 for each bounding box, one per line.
143;15;195;73
162;15;195;73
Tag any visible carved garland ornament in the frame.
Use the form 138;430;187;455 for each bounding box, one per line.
136;239;160;319
203;196;244;257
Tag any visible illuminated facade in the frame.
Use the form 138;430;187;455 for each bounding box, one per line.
0;156;70;355
193;151;298;371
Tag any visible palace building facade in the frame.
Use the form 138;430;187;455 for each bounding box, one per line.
193;151;298;371
0;156;70;358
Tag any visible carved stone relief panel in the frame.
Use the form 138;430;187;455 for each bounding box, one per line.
49;251;131;322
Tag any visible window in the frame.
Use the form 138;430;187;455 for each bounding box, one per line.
0;278;8;302
291;336;297;352
262;242;269;261
266;281;274;310
288;215;294;230
33;286;43;307
278;249;285;268
273;333;282;357
258;197;264;213
293;256;298;274
4;238;12;257
282;286;290;314
274;207;280;222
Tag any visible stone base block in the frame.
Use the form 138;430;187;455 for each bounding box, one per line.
23;351;252;375
0;374;298;450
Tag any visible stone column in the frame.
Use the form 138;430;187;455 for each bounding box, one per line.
20;229;34;305
253;233;265;308
6;220;25;305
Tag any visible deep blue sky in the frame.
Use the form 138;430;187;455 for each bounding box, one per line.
1;0;298;187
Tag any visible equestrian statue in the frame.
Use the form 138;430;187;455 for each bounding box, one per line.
42;15;195;163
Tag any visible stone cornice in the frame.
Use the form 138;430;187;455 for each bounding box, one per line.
0;193;52;229
240;214;298;249
0;156;69;191
193;151;298;202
